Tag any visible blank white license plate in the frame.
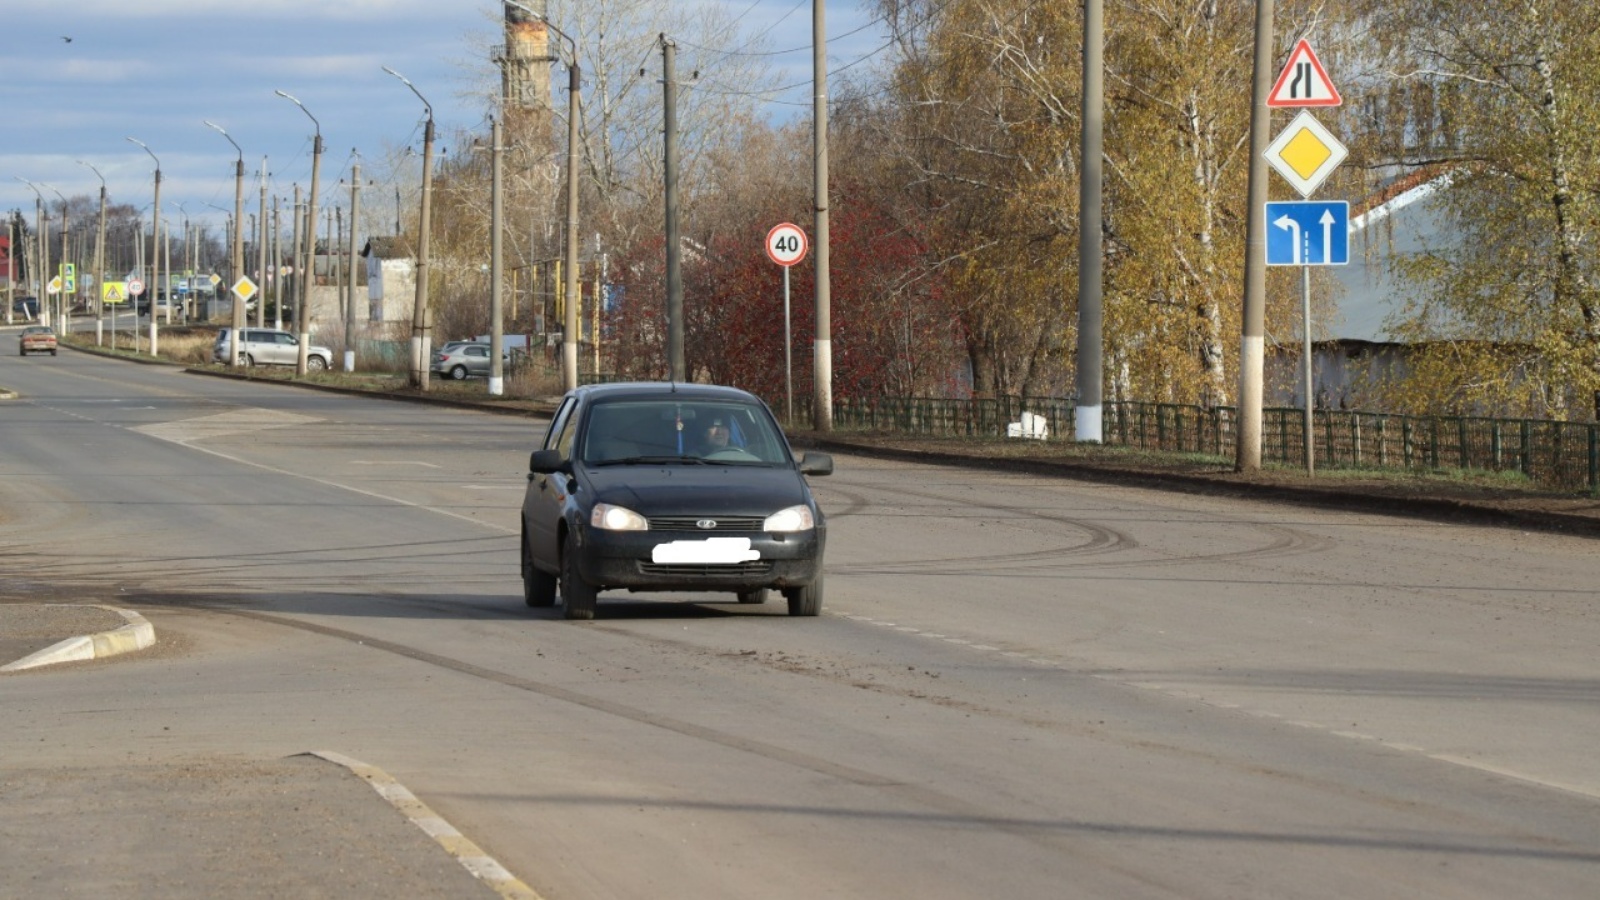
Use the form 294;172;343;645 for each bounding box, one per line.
651;537;760;565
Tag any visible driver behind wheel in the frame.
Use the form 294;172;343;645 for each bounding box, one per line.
697;416;731;454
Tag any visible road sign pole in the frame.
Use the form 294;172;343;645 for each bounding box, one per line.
784;265;793;423
1303;264;1314;476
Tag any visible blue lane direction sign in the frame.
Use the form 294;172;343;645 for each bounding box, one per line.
1266;201;1349;266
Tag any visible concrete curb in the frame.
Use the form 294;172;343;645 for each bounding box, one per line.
0;606;156;672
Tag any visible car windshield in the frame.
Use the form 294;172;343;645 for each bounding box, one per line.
579;398;791;466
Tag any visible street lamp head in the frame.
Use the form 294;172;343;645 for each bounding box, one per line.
381;65;433;122
126;136;161;171
204;120;244;161
275;90;321;136
76;160;106;187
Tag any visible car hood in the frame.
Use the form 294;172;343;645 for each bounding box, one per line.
581;464;812;515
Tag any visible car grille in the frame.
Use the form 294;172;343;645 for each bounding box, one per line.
648;515;766;533
637;561;774;578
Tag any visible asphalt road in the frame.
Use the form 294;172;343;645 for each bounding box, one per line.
3;344;1598;898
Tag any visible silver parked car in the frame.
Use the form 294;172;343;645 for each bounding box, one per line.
212;328;333;371
430;342;506;380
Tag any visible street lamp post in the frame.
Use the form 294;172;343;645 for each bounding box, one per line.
127;137;162;355
508;0;583;392
345;158;361;373
276;90;323;376
205;121;247;365
43;183;70;330
382;66;436;390
78;162;108;343
15;178;49;328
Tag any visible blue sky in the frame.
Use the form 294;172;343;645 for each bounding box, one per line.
2;0;885;238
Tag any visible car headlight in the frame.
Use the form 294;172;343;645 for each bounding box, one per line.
763;505;815;533
591;503;649;531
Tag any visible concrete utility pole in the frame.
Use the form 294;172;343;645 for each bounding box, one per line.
258;157;269;330
812;0;833;430
276;90;322;376
384;66;435;390
15;181;47;326
663;35;684;382
1237;0;1274;472
510;0;582;393
1076;0;1104;443
489;118;506;397
272;197;284;330
291;185;303;357
6;215;15;326
346;160;360;373
43;185;68;329
128;138;160;355
205;121;246;364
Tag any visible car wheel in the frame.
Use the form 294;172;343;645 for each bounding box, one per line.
737;589;768;605
306;355;328;372
451;364;468;380
783;573;823;617
244;353;256;366
522;530;557;607
561;530;597;620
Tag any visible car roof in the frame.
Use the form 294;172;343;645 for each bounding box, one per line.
569;382;763;405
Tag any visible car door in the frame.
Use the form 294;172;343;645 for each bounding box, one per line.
466;345;490;375
526;397;579;569
272;331;300;366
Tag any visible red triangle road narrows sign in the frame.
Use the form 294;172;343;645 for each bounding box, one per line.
1268;38;1341;108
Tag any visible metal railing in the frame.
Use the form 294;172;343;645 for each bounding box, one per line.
785;395;1599;495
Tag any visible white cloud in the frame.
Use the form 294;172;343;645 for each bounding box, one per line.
14;0;446;20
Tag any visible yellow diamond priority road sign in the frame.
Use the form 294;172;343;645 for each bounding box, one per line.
232;276;258;301
1265;110;1347;198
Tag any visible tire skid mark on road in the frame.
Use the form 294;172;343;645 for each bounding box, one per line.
205;606;1202;894
833;610;1600;803
821;472;1332;576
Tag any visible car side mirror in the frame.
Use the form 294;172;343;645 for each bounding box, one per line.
529;448;568;476
798;452;833;477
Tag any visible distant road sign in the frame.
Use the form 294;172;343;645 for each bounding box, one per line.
765;222;808;267
1268;39;1341;108
1265;110;1348;197
103;282;128;304
1266;201;1349;266
232;276;258;301
128;277;145;296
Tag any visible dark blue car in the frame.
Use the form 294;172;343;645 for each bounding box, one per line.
521;382;832;620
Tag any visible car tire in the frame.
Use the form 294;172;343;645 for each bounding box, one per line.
307;355;328;372
783;573;823;617
737;589;768;604
244;353;256;367
522;530;557;607
50;349;57;356
450;364;468;380
561;530;597;620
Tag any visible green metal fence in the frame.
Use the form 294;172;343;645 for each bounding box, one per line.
793;396;1600;494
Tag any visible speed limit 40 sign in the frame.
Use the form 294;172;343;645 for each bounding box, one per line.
765;222;808;267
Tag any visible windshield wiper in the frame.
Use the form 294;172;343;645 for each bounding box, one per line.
590;455;709;466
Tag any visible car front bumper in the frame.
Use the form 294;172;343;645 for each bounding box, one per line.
575;526;825;592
